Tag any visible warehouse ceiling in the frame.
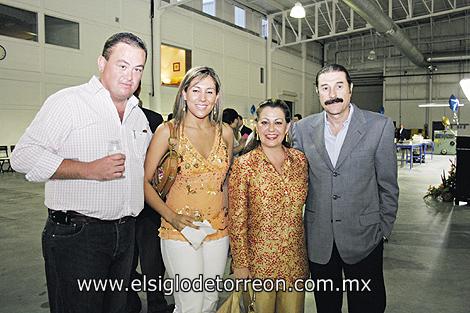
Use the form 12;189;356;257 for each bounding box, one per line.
236;0;470;68
238;0;470;42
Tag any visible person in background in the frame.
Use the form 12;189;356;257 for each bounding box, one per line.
127;83;173;313
143;66;233;313
395;123;409;142
293;113;303;122
237;114;252;138
290;64;399;313
11;32;151;313
229;99;309;313
223;108;245;156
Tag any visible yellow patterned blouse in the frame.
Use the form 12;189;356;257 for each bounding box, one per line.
228;147;309;285
159;125;230;242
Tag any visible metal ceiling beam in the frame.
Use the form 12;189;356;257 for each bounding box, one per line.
269;0;470;52
342;0;430;67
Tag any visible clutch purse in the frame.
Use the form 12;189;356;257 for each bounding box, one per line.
217;286;255;313
151;121;179;200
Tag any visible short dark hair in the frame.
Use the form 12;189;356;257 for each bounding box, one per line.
315;63;352;88
102;32;147;61
222;108;239;124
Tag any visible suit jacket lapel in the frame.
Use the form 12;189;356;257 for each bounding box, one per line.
311;114;334;171
335;105;367;169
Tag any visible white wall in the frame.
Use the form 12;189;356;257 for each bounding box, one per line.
0;0;319;146
383;63;470;131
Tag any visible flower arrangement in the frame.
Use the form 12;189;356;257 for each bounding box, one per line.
424;160;456;202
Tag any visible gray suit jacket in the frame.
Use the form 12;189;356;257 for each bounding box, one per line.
291;105;399;265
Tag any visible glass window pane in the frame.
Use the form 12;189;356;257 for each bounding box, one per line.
261;18;268;38
45;15;79;49
234;6;245;28
202;0;216;16
0;4;38;42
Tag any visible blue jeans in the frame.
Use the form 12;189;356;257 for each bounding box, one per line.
42;216;135;313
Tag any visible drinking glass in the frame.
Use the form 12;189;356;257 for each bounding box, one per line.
107;140;122;156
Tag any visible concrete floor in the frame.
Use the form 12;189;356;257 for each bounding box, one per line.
1;154;469;313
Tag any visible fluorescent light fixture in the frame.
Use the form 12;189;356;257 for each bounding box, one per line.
418;103;465;108
460;78;470;102
290;2;306;18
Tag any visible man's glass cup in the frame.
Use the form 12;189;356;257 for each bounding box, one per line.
107;139;122;155
107;139;125;178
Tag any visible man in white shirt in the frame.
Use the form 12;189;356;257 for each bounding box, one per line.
11;32;151;313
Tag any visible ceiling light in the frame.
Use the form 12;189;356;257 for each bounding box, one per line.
367;50;376;61
460;78;470;102
418;103;465;108
290;2;306;19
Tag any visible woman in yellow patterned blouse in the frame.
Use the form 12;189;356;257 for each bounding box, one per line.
144;66;233;313
228;99;309;313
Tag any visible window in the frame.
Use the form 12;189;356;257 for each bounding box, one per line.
234;6;245;28
202;0;216;16
0;4;38;41
261;17;268;38
45;16;79;49
161;44;192;87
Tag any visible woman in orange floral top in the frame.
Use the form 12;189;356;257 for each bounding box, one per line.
144;66;233;313
228;99;309;313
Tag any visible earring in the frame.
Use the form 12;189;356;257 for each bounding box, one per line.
211;106;217;120
256;131;260;141
285;133;289;142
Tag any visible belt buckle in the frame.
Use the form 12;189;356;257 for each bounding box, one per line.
50;210;71;225
117;217;127;224
64;213;71;225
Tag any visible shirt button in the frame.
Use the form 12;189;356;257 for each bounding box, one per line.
332;195;340;200
333;172;339;177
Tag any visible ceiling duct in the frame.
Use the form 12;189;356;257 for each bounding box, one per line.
342;0;432;69
427;55;470;63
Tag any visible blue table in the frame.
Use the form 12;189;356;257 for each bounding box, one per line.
396;142;424;169
422;140;434;160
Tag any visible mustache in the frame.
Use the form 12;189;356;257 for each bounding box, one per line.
324;98;344;105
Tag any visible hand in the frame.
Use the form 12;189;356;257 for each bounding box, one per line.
87;153;126;180
169;213;199;231
233;267;251;279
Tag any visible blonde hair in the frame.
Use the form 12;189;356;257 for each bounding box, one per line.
172;66;222;128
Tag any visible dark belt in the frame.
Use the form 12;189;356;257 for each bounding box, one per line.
48;209;133;225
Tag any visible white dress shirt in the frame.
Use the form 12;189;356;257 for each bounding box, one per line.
11;76;152;219
324;104;354;168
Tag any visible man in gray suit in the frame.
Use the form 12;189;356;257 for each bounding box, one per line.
291;64;399;313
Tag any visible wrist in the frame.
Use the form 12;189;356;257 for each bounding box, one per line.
164;210;177;223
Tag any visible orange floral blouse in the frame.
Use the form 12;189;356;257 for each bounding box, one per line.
159;125;230;242
228;147;309;285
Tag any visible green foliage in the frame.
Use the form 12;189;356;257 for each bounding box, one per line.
424;160;456;202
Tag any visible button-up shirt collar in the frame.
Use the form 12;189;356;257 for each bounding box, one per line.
324;104;353;168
